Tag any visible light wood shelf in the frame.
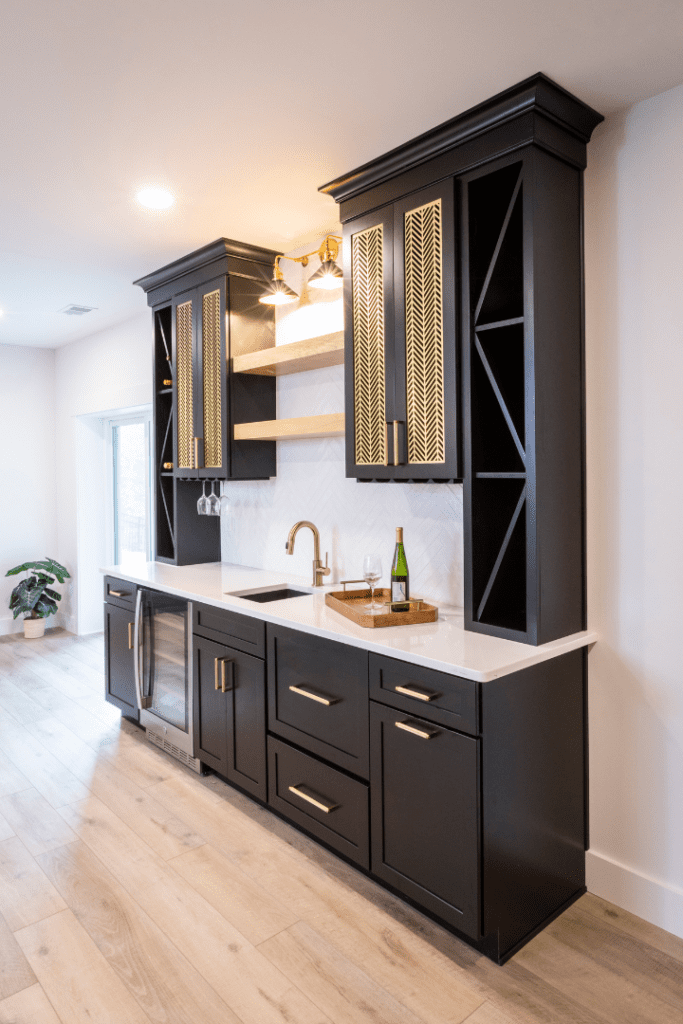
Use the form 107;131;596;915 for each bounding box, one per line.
235;413;345;442
232;331;344;376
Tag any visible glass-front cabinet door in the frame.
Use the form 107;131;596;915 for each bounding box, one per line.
173;276;228;479
344;180;459;481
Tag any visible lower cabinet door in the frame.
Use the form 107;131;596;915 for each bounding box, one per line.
104;602;138;719
194;634;266;801
370;701;480;939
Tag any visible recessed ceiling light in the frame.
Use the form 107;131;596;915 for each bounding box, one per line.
136;187;175;210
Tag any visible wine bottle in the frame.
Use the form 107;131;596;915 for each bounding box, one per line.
391;527;409;604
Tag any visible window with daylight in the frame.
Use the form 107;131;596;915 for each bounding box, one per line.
109;414;152;565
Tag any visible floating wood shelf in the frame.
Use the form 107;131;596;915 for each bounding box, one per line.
235;413;345;442
232;331;344;376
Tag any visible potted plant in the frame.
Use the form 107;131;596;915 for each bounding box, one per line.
5;558;70;638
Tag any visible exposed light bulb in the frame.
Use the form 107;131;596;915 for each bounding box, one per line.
309;274;343;291
136;187;175;209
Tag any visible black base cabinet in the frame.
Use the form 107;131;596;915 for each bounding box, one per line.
193;606;266;802
103;577;138;721
370;701;480;939
106;591;587;964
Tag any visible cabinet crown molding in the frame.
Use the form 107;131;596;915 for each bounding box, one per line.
134;237;280;297
319;72;604;206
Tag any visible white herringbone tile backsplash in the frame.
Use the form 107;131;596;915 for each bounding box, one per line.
220;363;464;607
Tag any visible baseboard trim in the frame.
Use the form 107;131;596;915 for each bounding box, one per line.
587;849;683;940
0;611;74;637
0;616;24;637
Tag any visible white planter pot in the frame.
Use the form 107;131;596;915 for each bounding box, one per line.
23;617;45;639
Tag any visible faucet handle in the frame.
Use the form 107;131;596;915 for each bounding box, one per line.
323;552;331;577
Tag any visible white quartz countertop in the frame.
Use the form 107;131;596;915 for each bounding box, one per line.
101;561;597;683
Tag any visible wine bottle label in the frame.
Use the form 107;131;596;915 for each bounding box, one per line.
391;579;408;601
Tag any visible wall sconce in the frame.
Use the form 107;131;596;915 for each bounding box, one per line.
259;235;343;305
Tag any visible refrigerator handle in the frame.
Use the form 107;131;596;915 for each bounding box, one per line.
133;590;151;710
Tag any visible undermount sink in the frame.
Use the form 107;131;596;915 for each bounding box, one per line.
227;585;311;603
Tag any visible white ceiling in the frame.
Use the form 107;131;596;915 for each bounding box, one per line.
1;0;682;348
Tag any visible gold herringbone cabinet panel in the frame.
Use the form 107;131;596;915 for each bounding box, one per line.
202;289;223;469
352;224;387;466
176;300;194;469
405;199;445;465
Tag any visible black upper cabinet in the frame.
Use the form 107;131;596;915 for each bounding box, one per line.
323;73;603;644
135;239;279;564
342;180;459;481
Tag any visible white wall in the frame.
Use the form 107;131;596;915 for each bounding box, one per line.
54;315;152;631
584;82;683;936
220;255;464;608
0;345;58;633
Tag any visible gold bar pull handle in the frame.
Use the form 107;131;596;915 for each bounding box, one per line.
109;590;129;598
193;437;200;469
128;623;133;650
395;719;439;740
288;784;338;814
384;422;389;467
395;684;440;702
289;684;338;706
393;420;400;466
214;657;233;692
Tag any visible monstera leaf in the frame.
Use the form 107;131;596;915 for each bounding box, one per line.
5;558;70;584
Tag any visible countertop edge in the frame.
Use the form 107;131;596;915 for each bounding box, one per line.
100;564;598;683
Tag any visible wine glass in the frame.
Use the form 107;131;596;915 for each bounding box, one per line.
362;554;383;612
197;481;208;515
207;480;221;516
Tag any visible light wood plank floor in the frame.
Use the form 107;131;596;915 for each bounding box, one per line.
0;628;682;1024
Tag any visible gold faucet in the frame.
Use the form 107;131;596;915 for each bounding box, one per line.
286;521;331;587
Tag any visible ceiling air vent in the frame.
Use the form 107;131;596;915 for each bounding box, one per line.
58;304;97;315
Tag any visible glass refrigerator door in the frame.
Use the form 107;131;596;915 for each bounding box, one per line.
139;590;192;751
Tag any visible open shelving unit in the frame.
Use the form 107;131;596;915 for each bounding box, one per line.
232;330;345;442
466;161;528;637
153;307;175;562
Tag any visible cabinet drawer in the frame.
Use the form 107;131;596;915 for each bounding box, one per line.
193;601;265;658
103;576;137;612
268;625;369;777
369;653;478;736
268;737;369;869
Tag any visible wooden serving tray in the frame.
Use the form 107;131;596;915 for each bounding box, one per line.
325;586;438;629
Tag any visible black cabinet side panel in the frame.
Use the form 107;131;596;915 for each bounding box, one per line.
481;649;586;956
529;150;586;642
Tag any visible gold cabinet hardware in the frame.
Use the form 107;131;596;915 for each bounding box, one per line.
163;462;173;470
214;657;233;693
393;420;400;466
128;623;133;650
193;437;200;469
289;684;338;706
109;590;128;598
384;422;389;467
163;379;173;386
288;784;338;814
395;684;439;702
395;719;439;739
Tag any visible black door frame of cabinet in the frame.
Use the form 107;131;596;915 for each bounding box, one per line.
343;180;459;481
194;631;267;802
369;700;480;939
104;601;139;720
172;274;229;481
